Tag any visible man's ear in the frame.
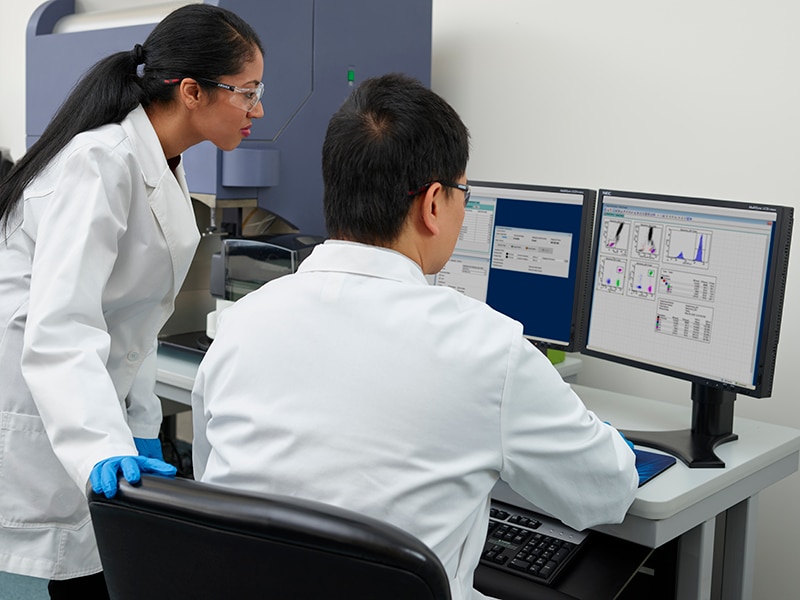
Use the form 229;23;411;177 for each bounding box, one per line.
178;78;203;110
419;182;444;236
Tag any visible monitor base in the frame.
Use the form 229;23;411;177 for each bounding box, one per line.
620;428;738;468
622;383;738;468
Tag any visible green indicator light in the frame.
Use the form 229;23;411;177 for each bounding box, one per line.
347;68;355;84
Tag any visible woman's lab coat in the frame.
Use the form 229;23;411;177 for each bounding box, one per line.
0;106;199;579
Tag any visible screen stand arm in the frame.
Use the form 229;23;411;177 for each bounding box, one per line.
620;384;738;468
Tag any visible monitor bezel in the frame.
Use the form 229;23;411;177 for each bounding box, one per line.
466;180;597;352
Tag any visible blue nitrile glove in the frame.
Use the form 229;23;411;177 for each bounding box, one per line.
618;430;635;451
134;437;164;460
90;455;177;498
605;421;635;450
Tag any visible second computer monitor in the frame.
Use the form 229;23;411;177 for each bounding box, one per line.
580;188;793;467
433;181;596;350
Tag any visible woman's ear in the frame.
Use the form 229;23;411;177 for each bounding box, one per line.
178;78;203;109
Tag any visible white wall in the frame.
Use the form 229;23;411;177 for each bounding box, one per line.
2;1;798;597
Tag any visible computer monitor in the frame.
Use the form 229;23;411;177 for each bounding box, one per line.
432;181;596;351
581;189;793;467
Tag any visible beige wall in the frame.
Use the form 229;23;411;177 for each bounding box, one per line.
3;1;799;598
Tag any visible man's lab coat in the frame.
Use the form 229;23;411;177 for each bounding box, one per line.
192;241;639;600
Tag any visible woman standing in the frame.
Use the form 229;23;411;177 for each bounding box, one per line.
0;5;264;597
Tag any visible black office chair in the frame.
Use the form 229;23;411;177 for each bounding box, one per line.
88;475;451;600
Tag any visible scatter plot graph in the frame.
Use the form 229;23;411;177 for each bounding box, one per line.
634;223;663;259
664;227;712;268
601;219;630;255
627;263;657;299
597;257;627;294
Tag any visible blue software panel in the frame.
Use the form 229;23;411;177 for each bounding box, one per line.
433;182;595;349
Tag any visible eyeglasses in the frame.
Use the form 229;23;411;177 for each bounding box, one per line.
197;78;265;112
408;181;471;206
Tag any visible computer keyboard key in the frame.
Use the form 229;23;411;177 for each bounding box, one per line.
538;561;557;579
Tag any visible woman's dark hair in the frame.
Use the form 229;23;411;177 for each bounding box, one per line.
0;4;263;230
322;73;470;245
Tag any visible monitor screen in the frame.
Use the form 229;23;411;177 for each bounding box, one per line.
432;181;596;351
581;188;793;467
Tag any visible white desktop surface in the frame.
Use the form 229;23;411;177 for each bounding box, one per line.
578;384;799;515
155;345;203;406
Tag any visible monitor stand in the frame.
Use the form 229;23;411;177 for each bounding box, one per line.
620;384;738;468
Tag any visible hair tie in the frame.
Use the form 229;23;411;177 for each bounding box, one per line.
131;44;146;78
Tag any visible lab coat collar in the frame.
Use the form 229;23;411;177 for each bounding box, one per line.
298;240;430;286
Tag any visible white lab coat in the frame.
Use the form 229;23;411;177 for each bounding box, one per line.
192;240;638;600
0;106;199;579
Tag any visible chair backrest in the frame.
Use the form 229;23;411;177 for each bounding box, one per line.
88;475;451;600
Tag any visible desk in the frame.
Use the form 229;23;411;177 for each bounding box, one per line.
491;384;800;600
155;345;203;407
155;348;800;600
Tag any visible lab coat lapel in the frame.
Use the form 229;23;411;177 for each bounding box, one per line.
147;166;199;294
123;106;200;297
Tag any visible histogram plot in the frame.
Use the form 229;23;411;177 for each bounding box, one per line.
663;227;712;268
601;219;630;255
633;223;663;259
627;263;657;299
597;257;627;294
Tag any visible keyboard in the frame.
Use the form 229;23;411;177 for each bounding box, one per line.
480;500;589;586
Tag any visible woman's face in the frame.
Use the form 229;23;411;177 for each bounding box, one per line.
197;49;265;151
